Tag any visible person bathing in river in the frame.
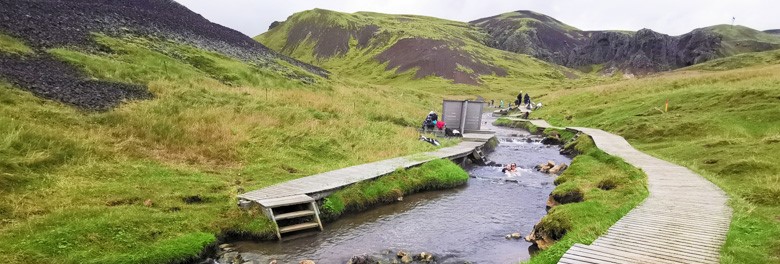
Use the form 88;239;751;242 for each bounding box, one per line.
501;163;519;177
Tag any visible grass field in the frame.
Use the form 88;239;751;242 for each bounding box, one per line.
0;34;465;263
2;18;778;263
533;50;780;263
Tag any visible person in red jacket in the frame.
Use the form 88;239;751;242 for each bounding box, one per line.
436;120;445;130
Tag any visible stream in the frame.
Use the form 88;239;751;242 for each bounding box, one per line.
231;114;572;264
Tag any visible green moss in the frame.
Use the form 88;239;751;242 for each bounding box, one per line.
0;33;33;55
319;159;468;220
493;118;540;134
550;181;584;204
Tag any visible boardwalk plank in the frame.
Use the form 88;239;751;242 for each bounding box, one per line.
239;133;494;205
594;239;716;263
556;126;731;264
597;235;721;257
567;246;639;263
572;244;680;264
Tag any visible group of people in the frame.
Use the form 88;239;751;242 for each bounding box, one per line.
420;111;462;137
501;163;519;177
422;111;445;131
419;109;520;178
487;91;541;110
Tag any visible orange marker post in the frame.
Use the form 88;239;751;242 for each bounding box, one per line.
665;99;669;112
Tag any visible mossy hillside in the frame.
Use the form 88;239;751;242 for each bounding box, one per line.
320;159;469;220
481;10;581;35
534;59;780;263
528;135;648;264
0;34;459;263
687;48;780;71
704;25;780;56
257;9;576;94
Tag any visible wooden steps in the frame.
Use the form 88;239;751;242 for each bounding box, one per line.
274;210;315;220
253;194;323;240
279;222;321;234
256;194;313;208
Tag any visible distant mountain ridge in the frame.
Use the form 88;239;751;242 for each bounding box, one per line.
261;9;780;79
472;10;780;74
257;9;571;85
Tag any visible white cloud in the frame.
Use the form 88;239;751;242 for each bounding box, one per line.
174;0;779;37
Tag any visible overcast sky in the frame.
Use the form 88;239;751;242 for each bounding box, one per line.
175;0;778;37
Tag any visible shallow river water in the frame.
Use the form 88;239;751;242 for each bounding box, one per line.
234;115;572;264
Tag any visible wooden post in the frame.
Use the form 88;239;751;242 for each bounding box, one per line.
665;99;669;112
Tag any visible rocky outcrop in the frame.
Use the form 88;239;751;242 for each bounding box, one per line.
472;11;586;66
548;163;568;174
566;28;722;74
536;160;567;174
536;161;556;173
472;10;777;74
0;0;328;110
0;0;327;78
524;228;556;250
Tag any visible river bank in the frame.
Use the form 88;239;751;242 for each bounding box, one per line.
492;117;648;264
207;114;572;264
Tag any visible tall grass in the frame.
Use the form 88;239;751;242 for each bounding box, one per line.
319;159;469;220
535;56;780;263
0;34;458;263
526;135;648;263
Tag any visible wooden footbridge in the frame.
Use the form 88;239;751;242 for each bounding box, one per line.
238;132;495;240
506;117;732;264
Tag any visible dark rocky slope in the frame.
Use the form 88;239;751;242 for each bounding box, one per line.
472;11;780;74
258;9;519;85
0;0;326;110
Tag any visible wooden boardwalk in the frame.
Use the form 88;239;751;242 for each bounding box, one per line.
507;117;732;263
239;134;492;204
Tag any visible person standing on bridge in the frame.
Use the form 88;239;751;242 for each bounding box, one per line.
517;91;523;107
524;93;530;107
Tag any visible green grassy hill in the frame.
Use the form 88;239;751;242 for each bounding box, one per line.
0;31;462;263
3;5;778;264
704;24;780;55
256;9;576;90
469;10;586;62
534;49;780;263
